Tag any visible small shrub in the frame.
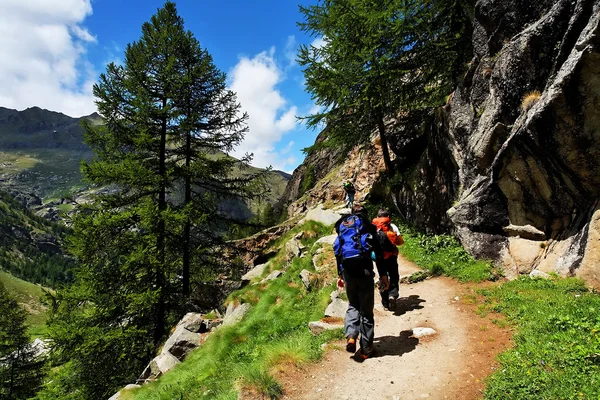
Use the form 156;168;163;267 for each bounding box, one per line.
521;90;542;113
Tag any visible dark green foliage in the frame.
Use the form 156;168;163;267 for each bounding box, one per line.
43;3;267;399
0;190;73;287
481;277;600;399
0;282;45;400
298;0;475;172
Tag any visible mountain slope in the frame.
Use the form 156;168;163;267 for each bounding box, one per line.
0;107;290;209
0;190;73;287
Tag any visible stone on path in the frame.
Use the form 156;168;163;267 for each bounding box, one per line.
412;327;437;338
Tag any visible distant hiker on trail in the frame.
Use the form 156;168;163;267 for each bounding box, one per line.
334;203;385;360
343;180;356;209
372;209;404;311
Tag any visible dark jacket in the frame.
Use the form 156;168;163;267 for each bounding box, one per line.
334;212;385;277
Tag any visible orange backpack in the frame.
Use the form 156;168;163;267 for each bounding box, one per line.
372;217;403;259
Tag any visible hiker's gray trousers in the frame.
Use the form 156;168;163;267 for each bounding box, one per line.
343;268;374;351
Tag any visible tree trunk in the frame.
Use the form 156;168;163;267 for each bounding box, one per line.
183;124;191;297
155;99;167;347
376;114;394;175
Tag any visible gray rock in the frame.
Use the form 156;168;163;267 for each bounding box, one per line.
184;314;222;333
299;204;342;226
222;303;252;326
241;262;269;284
285;238;303;261
299;269;314;290
411;327;437;338
324;298;348;319
503;224;546;241
138;352;180;383
162;325;201;360
330;290;341;301
108;384;141;400
316;234;338;245
529;270;551;279
312;253;326;272
308;320;343;335
224;302;236;318
261;270;283;282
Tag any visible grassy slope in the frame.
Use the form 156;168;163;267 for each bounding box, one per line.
480;277;600;399
397;225;497;282
122;221;340;400
393;225;600;399
0;271;49;338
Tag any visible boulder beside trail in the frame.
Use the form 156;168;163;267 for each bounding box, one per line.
308;320;343;335
108;384;141;400
138;352;180;383
325;298;348;319
299;269;314;290
241;262;270;285
222;303;252;326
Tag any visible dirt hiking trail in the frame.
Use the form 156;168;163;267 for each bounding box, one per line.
282;256;511;400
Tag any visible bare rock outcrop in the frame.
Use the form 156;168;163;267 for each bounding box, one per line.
281;0;600;287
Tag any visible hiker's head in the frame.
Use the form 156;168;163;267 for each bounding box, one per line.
377;209;389;218
352;203;366;215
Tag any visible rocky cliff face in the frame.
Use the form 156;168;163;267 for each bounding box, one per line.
284;0;600;287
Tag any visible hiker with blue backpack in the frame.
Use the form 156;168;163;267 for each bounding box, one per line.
333;204;385;360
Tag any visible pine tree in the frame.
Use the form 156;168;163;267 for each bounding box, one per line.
0;283;45;400
44;2;266;398
298;0;475;174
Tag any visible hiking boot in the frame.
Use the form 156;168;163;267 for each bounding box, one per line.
346;337;357;353
381;298;389;310
358;346;374;360
388;296;396;311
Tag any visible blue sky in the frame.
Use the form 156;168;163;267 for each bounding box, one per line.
0;0;322;172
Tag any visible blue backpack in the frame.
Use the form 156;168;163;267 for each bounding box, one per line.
333;215;372;263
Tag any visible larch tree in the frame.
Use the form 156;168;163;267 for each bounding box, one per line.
43;2;266;399
0;283;45;400
297;0;475;174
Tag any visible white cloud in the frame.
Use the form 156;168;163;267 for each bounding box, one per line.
0;0;97;117
229;49;299;171
311;37;326;50
284;35;297;68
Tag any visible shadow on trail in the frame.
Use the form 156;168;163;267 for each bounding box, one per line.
352;330;418;361
393;295;426;316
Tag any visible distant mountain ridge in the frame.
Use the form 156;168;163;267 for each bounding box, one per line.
0;106;100;150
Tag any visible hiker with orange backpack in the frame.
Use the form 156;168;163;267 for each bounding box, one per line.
372;209;404;311
334;204;385;360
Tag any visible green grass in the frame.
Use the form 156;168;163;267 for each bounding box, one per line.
0;149;91;200
122;221;341;400
0;271;49;338
480;277;600;399
398;226;498;282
